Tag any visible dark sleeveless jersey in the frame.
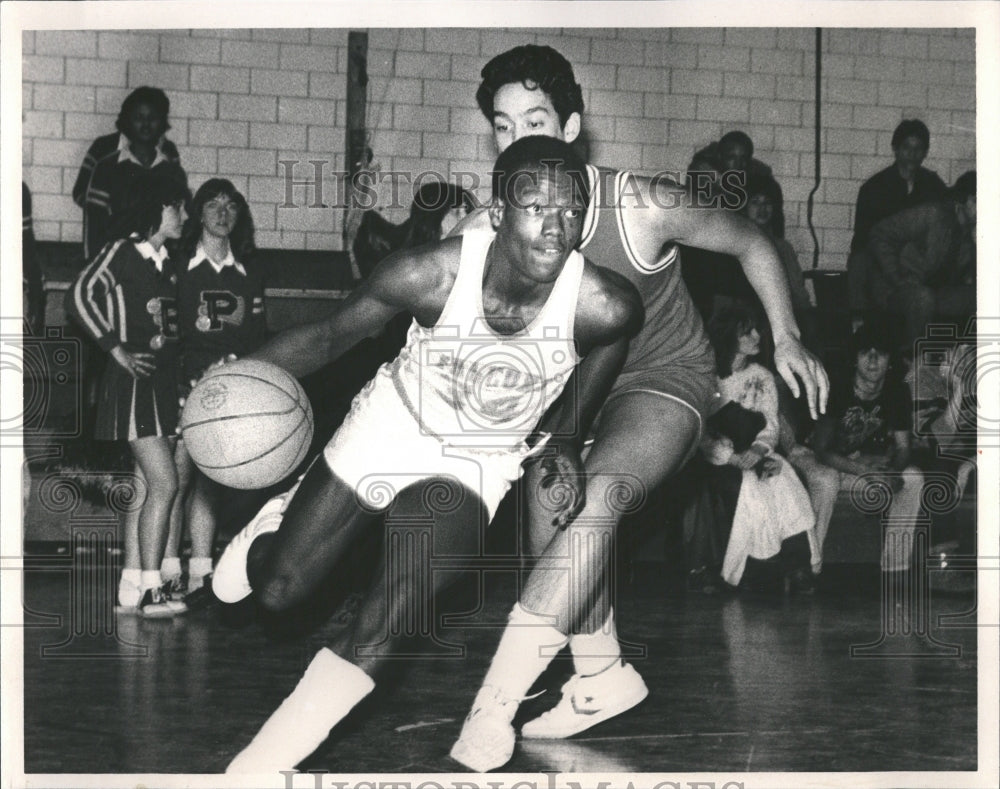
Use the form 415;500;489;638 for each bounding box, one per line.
578;166;715;415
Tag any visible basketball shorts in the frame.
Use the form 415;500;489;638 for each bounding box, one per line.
605;359;719;428
322;372;528;520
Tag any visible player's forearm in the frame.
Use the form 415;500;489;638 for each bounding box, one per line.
248;320;344;378
738;234;800;341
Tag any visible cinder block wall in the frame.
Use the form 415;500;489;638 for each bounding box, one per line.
22;27;975;270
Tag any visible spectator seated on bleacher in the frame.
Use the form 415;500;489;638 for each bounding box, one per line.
683;303;818;594
865;171;976;352
807;322;925;574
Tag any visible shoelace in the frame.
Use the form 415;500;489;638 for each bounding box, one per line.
469;685;545;719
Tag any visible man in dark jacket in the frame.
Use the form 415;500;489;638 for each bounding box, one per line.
848;119;950;317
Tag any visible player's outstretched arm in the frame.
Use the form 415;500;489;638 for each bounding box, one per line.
249;242;454;378
647;176;829;418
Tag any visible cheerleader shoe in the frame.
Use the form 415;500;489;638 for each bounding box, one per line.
138;586;187;618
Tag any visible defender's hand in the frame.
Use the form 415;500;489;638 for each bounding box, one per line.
774;335;829;420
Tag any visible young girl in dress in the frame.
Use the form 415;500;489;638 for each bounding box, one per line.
689;304;819;592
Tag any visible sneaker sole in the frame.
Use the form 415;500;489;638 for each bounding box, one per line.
449;740;511;773
520;684;649;740
140;606;186;619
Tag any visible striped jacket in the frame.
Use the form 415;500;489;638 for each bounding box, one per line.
78;134;186;260
66;235;180;355
72;132;181;206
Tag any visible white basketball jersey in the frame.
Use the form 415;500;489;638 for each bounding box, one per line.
390;230;583;450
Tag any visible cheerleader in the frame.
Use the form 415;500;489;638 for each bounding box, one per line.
170;179;267;604
66;174;189;617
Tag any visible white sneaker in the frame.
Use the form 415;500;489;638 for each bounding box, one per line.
212;494;286;603
520;661;648;739
450;685;519;772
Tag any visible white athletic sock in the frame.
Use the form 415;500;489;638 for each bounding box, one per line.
189;556;213;579
118;568;143;607
480;603;570;702
570;608;621;677
120;568;141;587
160;557;182;580
226;648;375;773
140;570;162;592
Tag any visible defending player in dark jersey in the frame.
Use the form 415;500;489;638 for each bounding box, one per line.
450;45;829;772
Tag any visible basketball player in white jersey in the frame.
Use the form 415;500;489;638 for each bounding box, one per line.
210;136;643;772
450;45;829;772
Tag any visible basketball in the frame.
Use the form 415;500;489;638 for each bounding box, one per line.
180;359;314;489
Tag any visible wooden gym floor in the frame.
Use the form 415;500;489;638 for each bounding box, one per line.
19;561;978;777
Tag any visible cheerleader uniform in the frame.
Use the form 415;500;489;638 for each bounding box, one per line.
177;243;267;385
66;235;180;440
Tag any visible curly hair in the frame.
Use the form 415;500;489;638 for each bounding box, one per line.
476;45;584;127
491;135;590;208
707;302;759;378
116;86;171;136
180;178;256;262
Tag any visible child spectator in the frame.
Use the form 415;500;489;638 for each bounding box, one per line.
65;174;190;617
685;304;818;592
680;140;763;325
742;172;813;321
